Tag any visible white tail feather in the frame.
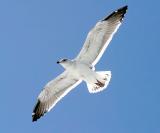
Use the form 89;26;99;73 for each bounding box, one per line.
87;71;111;93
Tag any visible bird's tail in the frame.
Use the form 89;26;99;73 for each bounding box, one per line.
87;71;111;93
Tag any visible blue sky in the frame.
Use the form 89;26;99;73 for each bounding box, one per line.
0;0;160;133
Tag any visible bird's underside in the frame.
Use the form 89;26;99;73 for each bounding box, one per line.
32;5;128;122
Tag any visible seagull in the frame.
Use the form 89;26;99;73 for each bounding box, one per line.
32;5;128;122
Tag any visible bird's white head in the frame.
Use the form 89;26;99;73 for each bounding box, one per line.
57;58;73;70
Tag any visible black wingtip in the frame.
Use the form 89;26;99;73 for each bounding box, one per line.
32;100;40;122
102;5;128;21
32;99;46;122
121;5;128;11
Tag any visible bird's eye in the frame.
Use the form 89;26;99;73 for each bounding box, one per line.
63;59;67;62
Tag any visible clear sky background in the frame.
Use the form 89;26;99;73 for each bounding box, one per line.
0;0;160;133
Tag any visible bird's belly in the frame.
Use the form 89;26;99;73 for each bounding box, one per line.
71;63;96;83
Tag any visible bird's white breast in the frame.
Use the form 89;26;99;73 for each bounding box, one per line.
68;61;96;83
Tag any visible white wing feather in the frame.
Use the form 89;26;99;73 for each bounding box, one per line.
76;6;127;66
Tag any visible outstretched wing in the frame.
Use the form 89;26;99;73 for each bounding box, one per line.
32;71;81;122
76;6;128;66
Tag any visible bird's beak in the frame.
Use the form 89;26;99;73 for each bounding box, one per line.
57;61;60;64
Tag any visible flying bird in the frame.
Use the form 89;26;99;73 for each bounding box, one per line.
32;5;128;122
